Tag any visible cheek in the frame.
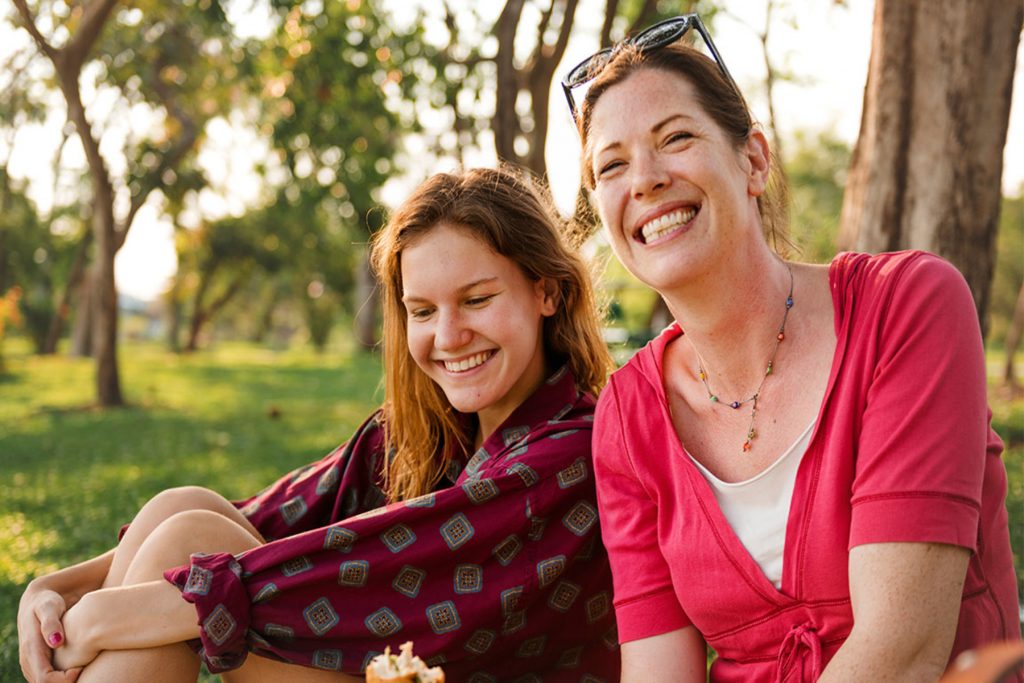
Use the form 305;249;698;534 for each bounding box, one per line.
594;185;627;232
406;326;432;369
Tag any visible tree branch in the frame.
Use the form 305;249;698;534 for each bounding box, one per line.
62;0;120;75
11;0;57;60
600;0;620;48
625;0;658;36
117;58;200;251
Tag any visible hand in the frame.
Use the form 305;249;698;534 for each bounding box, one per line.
17;583;82;683
51;600;99;672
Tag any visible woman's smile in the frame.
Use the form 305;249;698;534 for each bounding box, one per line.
437;349;497;374
636;204;700;244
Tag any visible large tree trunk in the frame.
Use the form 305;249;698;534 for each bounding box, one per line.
838;0;1022;338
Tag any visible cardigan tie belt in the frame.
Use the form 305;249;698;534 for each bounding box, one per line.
776;623;823;682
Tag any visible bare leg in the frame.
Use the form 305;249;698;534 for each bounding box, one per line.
105;486;263;588
80;510;261;683
223;654;363;683
81;511;361;683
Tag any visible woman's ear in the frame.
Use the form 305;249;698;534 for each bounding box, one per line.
744;128;771;197
536;278;559;317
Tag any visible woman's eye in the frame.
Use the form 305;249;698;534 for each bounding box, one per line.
666;131;693;145
408;307;434;321
597;160;624;177
465;294;496;307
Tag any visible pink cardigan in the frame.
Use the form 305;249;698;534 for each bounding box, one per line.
594;251;1020;682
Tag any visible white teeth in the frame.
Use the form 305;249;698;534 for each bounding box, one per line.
641;207;697;243
444;351;491;373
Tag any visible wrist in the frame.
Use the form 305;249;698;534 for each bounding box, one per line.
64;592;103;652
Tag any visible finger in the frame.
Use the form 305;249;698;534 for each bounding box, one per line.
38;618;64;648
34;595;68;648
51;667;83;682
21;637;56;683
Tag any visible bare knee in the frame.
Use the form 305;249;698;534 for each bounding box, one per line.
123;510;260;584
148;486;231;518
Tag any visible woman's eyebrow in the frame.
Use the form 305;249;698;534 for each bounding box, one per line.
595;113;695;156
402;277;499;303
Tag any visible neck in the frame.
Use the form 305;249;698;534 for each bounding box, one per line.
665;246;792;397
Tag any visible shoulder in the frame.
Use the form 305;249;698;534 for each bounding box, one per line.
831;250;974;323
832;250;967;296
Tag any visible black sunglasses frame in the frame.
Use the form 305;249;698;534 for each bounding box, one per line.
560;14;740;123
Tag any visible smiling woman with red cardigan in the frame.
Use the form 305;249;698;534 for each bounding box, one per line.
564;13;1021;683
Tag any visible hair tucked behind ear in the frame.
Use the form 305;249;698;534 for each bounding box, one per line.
369;166;614;502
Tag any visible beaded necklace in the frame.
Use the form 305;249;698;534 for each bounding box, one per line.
695;267;794;453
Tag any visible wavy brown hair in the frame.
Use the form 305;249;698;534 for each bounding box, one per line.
370;166;613;502
577;43;791;254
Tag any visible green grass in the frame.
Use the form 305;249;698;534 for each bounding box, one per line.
0;336;382;681
0;338;1020;681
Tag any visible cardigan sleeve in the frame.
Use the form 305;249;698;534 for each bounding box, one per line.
848;253;990;550
164;424;615;675
592;378;691;643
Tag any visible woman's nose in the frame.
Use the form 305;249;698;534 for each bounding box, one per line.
433;310;472;351
631;151;670;199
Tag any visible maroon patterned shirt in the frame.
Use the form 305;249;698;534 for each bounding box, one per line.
165;366;619;680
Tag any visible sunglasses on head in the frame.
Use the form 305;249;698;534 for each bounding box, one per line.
561;13;739;123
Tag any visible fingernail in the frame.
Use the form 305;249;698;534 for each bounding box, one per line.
48;632;63;646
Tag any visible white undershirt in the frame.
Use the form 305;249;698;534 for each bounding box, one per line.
690;420;816;588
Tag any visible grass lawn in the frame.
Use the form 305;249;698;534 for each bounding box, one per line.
0;336;383;680
0;338;1020;681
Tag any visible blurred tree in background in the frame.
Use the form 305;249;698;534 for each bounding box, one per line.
10;0;255;405
1;0;1021;405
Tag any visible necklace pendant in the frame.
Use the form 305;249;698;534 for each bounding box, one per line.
742;440;752;452
729;401;741;409
710;395;718;403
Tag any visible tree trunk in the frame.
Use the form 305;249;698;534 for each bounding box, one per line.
185;269;247;352
354;249;378;351
88;157;122;405
71;267;95;358
165;277;182;353
1004;281;1024;387
493;0;527;165
43;228;92;355
838;0;1022;338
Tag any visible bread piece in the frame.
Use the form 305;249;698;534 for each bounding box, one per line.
365;642;445;683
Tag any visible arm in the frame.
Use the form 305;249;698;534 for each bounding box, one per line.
592;380;692;638
827;255;989;676
18;550;114;682
25;550;114;608
819;543;969;682
621;627;707;683
54;579;198;671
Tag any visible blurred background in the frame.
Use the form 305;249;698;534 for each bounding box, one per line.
0;0;1021;679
